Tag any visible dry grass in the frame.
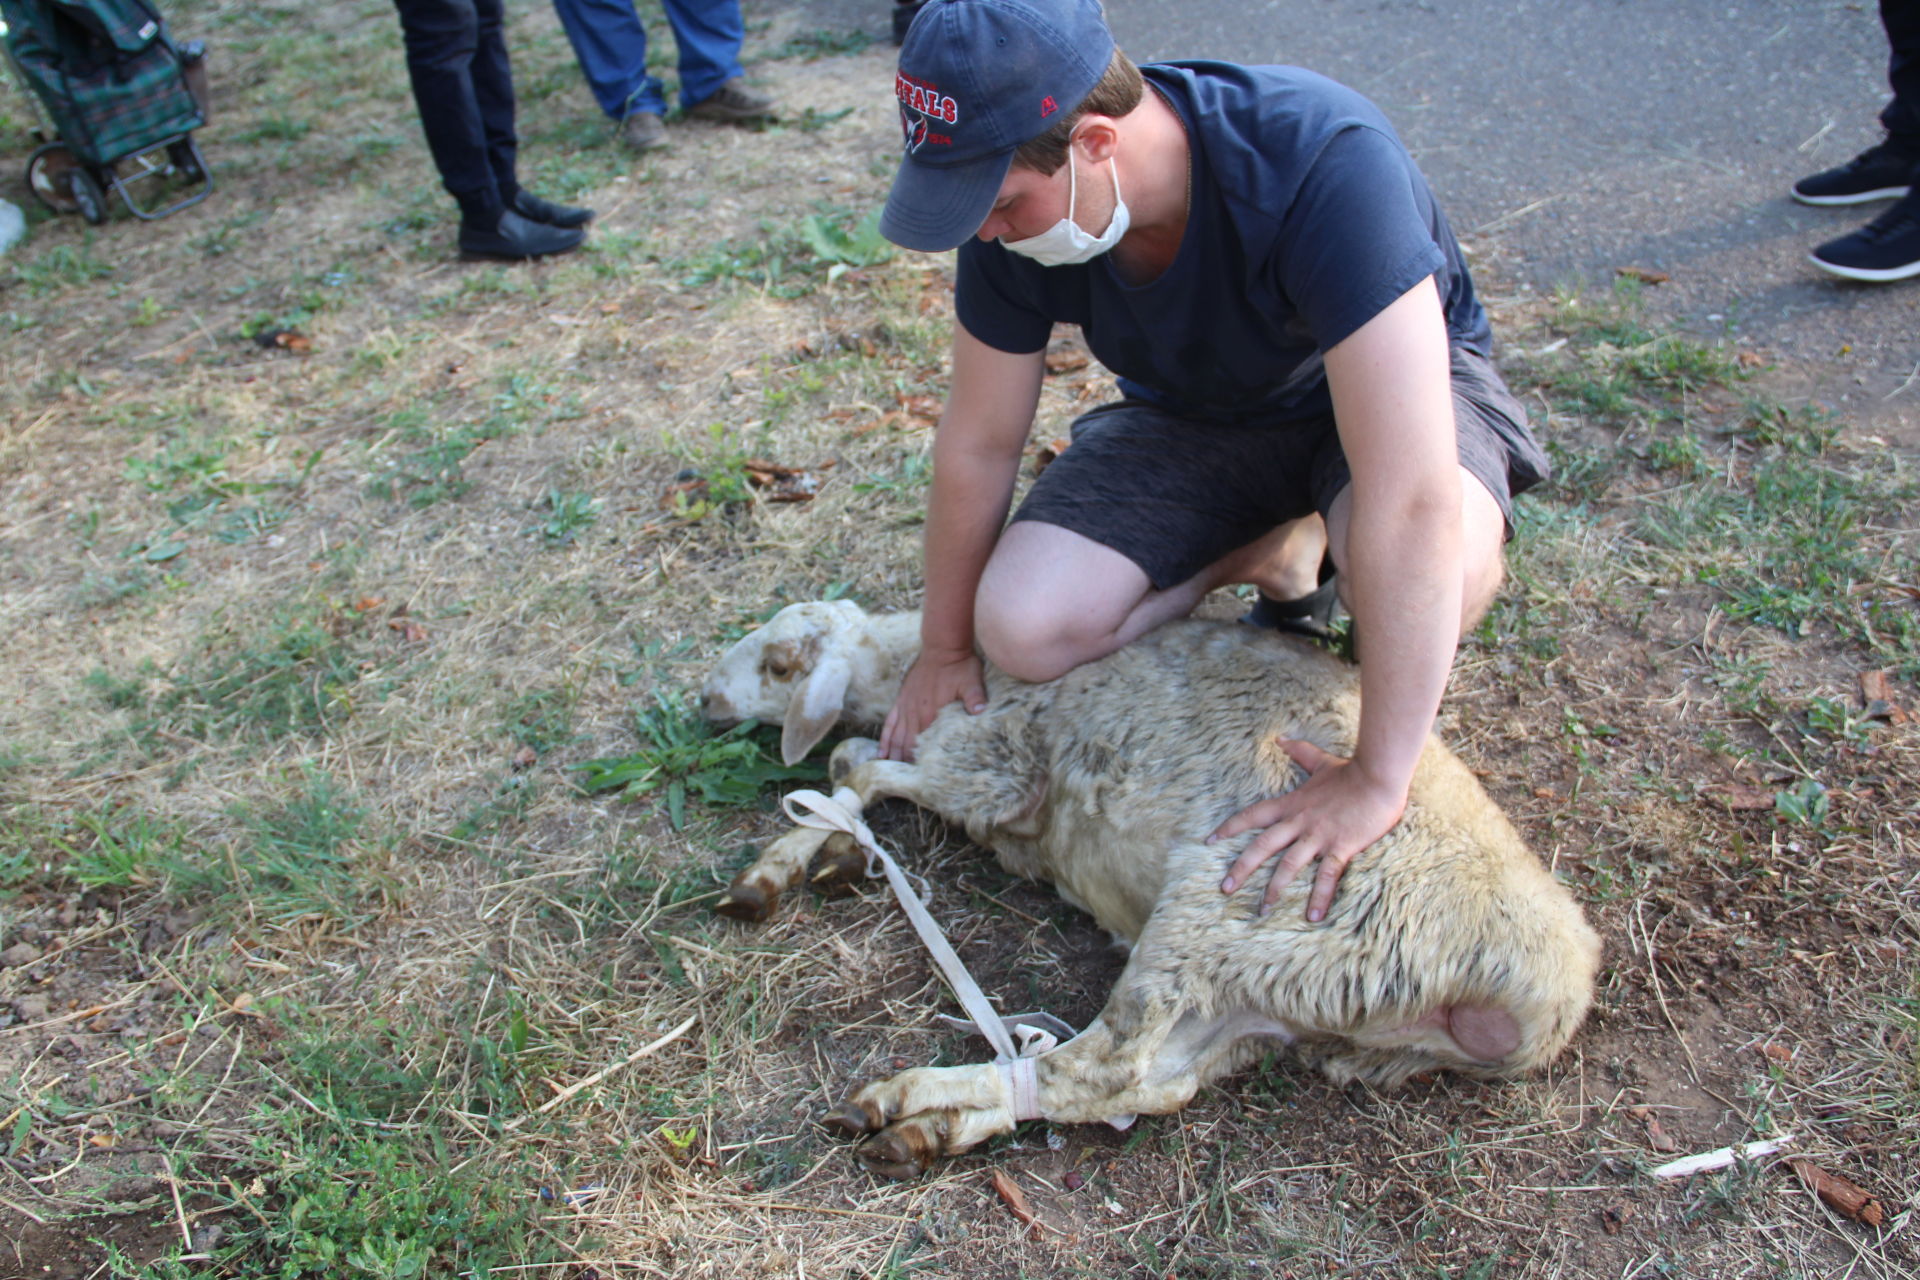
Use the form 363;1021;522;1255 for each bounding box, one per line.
3;2;1919;1277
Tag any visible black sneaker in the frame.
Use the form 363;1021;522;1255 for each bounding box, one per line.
512;190;594;229
1791;139;1919;206
458;209;585;260
1809;192;1920;282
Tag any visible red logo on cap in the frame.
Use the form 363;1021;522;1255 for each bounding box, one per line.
894;72;959;125
1040;95;1059;118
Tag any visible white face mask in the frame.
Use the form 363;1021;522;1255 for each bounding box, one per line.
1000;151;1130;267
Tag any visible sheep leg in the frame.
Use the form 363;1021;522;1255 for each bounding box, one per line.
827;928;1267;1177
713;739;907;921
715;824;844;922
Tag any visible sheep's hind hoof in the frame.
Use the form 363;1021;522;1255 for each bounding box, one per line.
810;832;867;897
714;874;778;923
855;1127;934;1180
820;1100;880;1139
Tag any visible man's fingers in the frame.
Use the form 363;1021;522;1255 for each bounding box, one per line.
880;708;915;762
1221;818;1298;893
1279;737;1339;773
1306;850;1352;923
1260;839;1321;915
1210;797;1289;843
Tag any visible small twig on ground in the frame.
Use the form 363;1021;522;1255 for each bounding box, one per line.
504;1014;698;1131
1651;1133;1796;1178
1883;362;1920;401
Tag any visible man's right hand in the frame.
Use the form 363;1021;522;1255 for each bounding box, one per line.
880;647;987;761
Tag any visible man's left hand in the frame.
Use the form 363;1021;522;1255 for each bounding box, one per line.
1210;738;1408;922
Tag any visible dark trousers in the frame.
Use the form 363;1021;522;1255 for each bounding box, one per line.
393;0;519;224
1881;0;1920;146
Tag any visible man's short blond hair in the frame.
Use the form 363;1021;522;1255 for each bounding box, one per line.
1011;50;1144;175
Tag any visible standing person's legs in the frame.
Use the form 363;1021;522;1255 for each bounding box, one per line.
659;0;745;108
551;0;666;118
1881;0;1920;151
393;0;503;224
468;0;521;205
1809;0;1920;281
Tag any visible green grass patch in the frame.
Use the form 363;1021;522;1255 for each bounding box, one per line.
85;600;392;748
574;692;821;830
8;239;116;295
1531;280;1748;422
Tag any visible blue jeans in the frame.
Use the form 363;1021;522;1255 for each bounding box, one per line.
550;0;744;118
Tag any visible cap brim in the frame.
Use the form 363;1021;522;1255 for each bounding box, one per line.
879;146;1015;253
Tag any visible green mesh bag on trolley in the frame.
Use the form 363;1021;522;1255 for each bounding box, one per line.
2;0;202;167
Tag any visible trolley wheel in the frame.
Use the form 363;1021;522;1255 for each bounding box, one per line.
25;142;82;214
68;168;108;225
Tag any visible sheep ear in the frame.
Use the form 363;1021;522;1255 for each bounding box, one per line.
781;654;850;765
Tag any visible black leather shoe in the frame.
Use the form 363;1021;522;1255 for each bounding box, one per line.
458;209;585;260
512;189;594;228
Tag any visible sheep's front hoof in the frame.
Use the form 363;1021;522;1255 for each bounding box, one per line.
855;1126;935;1180
810;832;868;897
828;738;882;786
714;872;778;923
820;1099;881;1139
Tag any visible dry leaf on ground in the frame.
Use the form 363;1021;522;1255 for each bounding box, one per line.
990;1169;1036;1224
1860;669;1909;723
1646;1117;1678;1153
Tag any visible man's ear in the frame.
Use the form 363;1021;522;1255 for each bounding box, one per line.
1074;116;1119;163
782;653;851;765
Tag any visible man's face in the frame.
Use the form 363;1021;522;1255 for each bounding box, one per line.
973;141;1118;244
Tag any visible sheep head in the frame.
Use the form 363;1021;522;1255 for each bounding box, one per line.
702;599;872;765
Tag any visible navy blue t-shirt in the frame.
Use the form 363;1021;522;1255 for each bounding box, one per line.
955;61;1490;423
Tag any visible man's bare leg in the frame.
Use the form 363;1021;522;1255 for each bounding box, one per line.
1324;466;1509;637
974;516;1331;683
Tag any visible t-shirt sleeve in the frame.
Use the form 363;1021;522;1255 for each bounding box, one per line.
1268;124;1446;352
954;239;1055;354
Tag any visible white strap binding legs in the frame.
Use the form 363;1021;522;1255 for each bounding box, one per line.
781;787;1076;1122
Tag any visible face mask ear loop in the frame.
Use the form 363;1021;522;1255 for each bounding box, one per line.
1065;140;1081;225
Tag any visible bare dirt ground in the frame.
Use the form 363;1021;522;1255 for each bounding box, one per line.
1;3;1917;1278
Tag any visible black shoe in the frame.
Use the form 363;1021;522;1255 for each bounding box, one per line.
1809;192;1920;282
512;189;594;229
1240;556;1341;640
458;209;586;260
1791;139;1919;206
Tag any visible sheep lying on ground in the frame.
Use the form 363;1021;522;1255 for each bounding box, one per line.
702;600;1600;1179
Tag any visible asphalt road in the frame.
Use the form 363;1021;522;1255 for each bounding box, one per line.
800;0;1919;440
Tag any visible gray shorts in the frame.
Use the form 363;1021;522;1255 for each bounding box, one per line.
1011;345;1550;590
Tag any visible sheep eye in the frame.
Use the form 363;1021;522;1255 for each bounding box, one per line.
764;659;791;680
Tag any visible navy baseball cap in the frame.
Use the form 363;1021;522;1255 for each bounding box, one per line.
879;0;1116;252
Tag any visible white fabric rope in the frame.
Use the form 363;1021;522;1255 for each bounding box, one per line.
781;788;1076;1074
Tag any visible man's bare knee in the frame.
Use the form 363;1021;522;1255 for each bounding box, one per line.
975;603;1089;683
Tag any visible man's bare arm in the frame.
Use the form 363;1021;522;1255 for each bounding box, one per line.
879;327;1047;761
1213;276;1463;919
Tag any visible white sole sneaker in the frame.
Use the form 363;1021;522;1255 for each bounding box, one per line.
1792;184;1912;206
1807;249;1920;282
